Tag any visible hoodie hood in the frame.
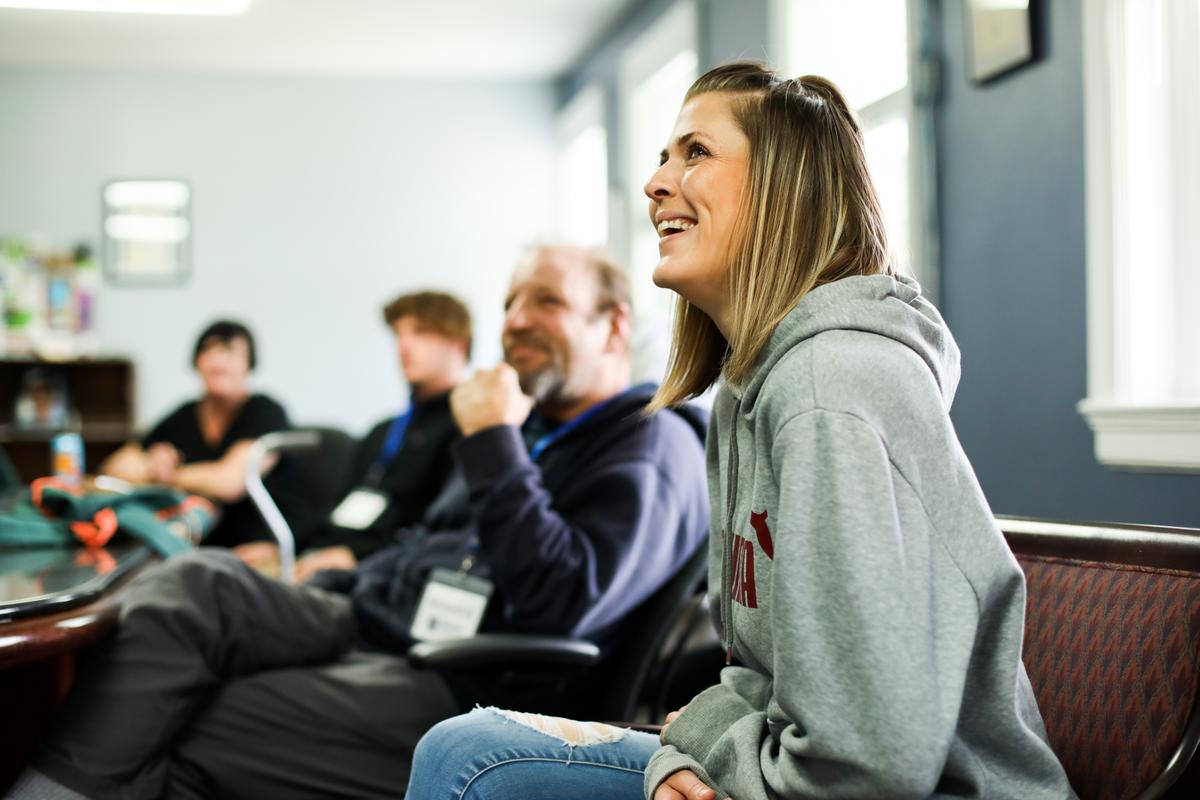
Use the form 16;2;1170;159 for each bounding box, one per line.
733;274;960;413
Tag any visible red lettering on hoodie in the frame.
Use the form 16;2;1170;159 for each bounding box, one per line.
750;509;774;560
730;535;758;609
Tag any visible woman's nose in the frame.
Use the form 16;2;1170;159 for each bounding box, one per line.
644;163;676;201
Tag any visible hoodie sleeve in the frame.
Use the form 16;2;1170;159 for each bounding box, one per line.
456;422;701;639
648;409;974;800
643;666;773;798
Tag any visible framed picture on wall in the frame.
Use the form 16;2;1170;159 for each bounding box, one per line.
102;179;192;285
965;0;1036;84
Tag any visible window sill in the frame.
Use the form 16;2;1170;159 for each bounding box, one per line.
1078;401;1200;472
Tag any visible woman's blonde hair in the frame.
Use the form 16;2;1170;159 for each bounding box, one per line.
650;61;894;410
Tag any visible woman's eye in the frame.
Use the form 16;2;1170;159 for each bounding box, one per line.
687;144;709;160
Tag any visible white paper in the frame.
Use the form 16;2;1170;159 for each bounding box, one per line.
330;488;389;530
410;580;490;641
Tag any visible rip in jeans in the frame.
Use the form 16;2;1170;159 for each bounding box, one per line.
483;707;627;747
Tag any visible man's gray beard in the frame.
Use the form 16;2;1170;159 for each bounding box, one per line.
520;365;566;406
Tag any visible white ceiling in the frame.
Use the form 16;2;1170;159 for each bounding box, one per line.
0;0;633;79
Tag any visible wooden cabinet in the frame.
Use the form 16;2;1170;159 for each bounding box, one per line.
0;358;135;481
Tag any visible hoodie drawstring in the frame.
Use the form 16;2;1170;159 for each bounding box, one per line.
720;399;741;665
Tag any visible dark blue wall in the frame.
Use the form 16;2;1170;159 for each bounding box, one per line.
937;0;1199;525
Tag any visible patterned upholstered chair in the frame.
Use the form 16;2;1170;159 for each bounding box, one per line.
999;516;1200;800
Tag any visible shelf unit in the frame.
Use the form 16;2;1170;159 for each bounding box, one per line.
0;357;136;482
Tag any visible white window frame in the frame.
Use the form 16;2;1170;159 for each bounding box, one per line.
554;84;609;248
1078;0;1200;472
616;0;698;318
771;0;937;301
613;0;699;384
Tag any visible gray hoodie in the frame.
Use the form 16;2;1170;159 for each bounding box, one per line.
645;275;1075;800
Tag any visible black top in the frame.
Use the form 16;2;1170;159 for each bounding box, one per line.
312;391;461;559
142;393;299;548
143;394;288;461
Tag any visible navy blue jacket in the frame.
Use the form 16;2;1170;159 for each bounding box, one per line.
342;383;710;651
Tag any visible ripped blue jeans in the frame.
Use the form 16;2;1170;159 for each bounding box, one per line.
405;707;660;799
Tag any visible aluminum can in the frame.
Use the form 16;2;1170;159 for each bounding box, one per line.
51;431;84;487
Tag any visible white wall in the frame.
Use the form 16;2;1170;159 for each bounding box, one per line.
0;68;555;435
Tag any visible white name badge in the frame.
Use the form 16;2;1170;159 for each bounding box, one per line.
330;488;389;530
410;568;494;642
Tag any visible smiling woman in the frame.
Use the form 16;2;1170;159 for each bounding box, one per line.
646;68;893;408
645;91;752;343
406;61;1076;800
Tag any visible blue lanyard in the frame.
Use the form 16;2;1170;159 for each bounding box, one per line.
376;408;414;469
526;388;634;461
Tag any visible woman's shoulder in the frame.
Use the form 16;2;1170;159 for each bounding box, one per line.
141;398;200;445
239;393;290;428
157;398;200;425
760;330;944;426
245;392;287;413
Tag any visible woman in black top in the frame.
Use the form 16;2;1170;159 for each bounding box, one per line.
99;320;298;547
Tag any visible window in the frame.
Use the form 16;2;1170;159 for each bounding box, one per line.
102;179;191;285
618;0;698;324
1079;0;1200;471
555;85;608;248
617;0;698;380
774;0;934;295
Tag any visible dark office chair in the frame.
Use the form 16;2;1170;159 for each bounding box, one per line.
408;541;711;722
1000;516;1200;800
642;592;724;721
245;427;356;582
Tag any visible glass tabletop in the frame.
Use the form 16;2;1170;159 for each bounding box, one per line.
0;544;151;622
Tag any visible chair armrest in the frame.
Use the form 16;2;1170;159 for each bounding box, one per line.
244;430;322;583
407;634;601;670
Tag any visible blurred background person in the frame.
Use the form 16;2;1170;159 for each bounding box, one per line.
99;319;306;548
236;291;472;580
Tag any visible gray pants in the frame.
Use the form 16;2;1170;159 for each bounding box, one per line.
34;550;460;800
